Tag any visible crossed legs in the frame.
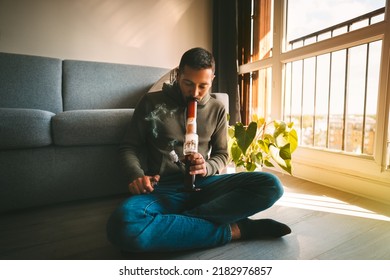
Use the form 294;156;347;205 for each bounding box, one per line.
107;172;290;252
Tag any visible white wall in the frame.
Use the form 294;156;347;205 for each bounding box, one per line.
0;0;213;68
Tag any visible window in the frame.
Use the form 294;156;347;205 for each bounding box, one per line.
284;41;382;156
284;2;385;156
238;0;273;124
238;0;388;156
238;0;390;202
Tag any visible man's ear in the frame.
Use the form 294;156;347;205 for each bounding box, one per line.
176;68;183;80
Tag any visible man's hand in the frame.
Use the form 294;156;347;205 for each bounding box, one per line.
187;152;207;177
128;175;160;195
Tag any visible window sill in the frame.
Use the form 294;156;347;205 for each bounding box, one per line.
289;147;390;205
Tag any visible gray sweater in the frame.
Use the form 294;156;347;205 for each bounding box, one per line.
119;83;228;183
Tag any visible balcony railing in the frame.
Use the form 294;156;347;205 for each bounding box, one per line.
288;7;385;50
284;8;385;156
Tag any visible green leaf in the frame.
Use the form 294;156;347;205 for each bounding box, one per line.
263;133;274;143
234;122;257;155
279;144;291;160
269;145;284;166
228;126;235;138
269;144;292;174
246;162;257;172
253;115;265;128
263;160;274;167
230;142;242;162
289;129;298;153
258;139;270;154
254;151;263;164
273;121;286;139
282;159;292;174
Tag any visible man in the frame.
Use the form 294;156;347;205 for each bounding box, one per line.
107;47;291;252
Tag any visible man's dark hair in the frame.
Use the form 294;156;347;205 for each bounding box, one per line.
178;47;215;73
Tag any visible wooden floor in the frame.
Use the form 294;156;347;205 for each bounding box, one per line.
1;171;390;260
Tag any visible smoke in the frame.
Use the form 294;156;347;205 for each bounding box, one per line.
168;139;178;150
144;104;183;172
145;103;177;138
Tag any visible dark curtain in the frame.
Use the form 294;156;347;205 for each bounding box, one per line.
212;0;241;123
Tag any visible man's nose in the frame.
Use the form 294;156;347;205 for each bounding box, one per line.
191;86;200;97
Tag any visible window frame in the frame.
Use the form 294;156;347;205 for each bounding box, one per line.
238;0;390;203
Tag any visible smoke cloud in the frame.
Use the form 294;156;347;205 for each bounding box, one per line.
145;103;177;138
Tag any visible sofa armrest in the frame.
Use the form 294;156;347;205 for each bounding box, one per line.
211;92;229;113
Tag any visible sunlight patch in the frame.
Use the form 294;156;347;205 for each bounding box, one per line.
276;191;390;221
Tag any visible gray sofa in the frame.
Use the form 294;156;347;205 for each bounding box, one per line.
0;52;228;213
0;52;171;213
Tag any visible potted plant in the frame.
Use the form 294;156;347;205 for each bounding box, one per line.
227;115;298;174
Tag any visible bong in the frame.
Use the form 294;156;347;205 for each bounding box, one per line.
182;98;201;191
168;98;201;192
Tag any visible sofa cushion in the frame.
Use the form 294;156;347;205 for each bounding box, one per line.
52;109;133;146
0;108;54;149
148;69;174;92
211;93;229;113
62;60;169;110
0;52;63;114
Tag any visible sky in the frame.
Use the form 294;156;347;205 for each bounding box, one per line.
287;0;386;42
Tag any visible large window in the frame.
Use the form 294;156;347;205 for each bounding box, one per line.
238;0;388;156
284;40;382;156
238;0;390;201
284;2;384;156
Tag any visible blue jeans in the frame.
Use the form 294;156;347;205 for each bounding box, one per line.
106;171;283;252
